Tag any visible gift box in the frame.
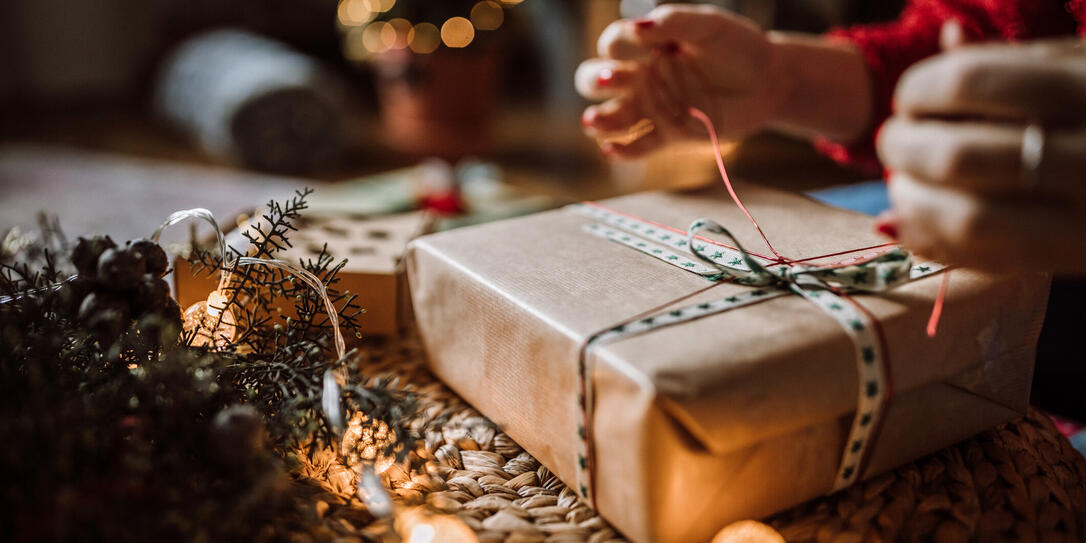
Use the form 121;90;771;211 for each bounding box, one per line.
405;182;1050;543
175;210;430;336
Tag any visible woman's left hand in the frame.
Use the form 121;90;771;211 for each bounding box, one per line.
877;38;1086;273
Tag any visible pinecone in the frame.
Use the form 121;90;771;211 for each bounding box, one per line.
69;237;178;347
128;238;169;277
71;235;117;278
96;248;145;291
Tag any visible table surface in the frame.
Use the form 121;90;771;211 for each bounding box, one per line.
0;106;865;242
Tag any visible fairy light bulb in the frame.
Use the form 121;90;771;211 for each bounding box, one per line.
409;523;436;543
183;289;237;348
395;507;478;543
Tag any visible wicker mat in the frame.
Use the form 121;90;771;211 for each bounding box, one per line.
298;331;1086;543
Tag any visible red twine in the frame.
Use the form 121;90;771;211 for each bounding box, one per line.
647;45;946;334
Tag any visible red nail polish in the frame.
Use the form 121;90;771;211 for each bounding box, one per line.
634;19;654;30
596;69;614;88
581;110;595;127
875;219;899;240
600;142;616;155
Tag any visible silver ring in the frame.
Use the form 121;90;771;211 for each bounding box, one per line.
1020;123;1045;191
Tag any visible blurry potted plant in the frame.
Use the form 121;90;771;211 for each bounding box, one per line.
338;0;516;159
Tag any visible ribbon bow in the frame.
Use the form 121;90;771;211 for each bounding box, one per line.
687;218;914;292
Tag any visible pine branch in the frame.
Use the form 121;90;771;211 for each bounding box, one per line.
0;188;418;540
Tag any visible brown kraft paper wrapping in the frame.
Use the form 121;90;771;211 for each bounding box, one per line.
405;182;1050;543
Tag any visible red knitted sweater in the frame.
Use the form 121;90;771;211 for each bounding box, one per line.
817;0;1086;173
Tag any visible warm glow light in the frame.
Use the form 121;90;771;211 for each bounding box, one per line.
407;22;440;54
378;21;397;49
337;0;375;26
362;21;390;53
440;17;475;48
499;0;523;4
183;290;237;348
408;524;436;543
470;1;504;30
384;18;412;49
711;520;785;543
367;0;396;12
373;455;395;475
396;508;479;543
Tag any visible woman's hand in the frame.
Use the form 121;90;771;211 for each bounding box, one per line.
575;4;788;157
576;4;874;158
878;39;1086;273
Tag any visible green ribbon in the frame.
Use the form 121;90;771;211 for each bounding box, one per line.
687;217;915;292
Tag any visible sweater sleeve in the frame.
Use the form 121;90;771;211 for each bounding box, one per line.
1070;0;1086;33
814;0;1007;173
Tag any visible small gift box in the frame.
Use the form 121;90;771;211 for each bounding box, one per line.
405;182;1050;543
175;210;430;336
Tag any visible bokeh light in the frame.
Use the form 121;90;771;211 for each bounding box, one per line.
470;1;504;31
367;0;396;12
337;0;376;26
440;17;475;48
408;523;436;543
384;18;412;49
408;23;440;54
499;0;523;4
362;21;390;53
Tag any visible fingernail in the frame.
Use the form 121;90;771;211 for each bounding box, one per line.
600;142;616;155
875;212;899;240
634;19;654;30
596;69;614;88
581;110;596;127
883;167;894;182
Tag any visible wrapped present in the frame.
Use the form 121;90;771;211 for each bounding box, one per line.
405;182;1050;543
175;210;429;336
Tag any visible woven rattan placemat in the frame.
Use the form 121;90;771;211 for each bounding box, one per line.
299;332;1086;542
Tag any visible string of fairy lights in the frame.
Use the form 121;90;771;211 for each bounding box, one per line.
338;0;523;60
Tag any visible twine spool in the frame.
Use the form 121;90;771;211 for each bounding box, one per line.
154;29;353;173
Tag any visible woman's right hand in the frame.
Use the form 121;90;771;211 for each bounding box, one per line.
575;4;789;158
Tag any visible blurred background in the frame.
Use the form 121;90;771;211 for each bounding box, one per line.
0;0;905;240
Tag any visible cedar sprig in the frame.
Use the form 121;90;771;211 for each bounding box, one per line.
185;189;406;456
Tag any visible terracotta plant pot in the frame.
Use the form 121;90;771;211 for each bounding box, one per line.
374;47;500;160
